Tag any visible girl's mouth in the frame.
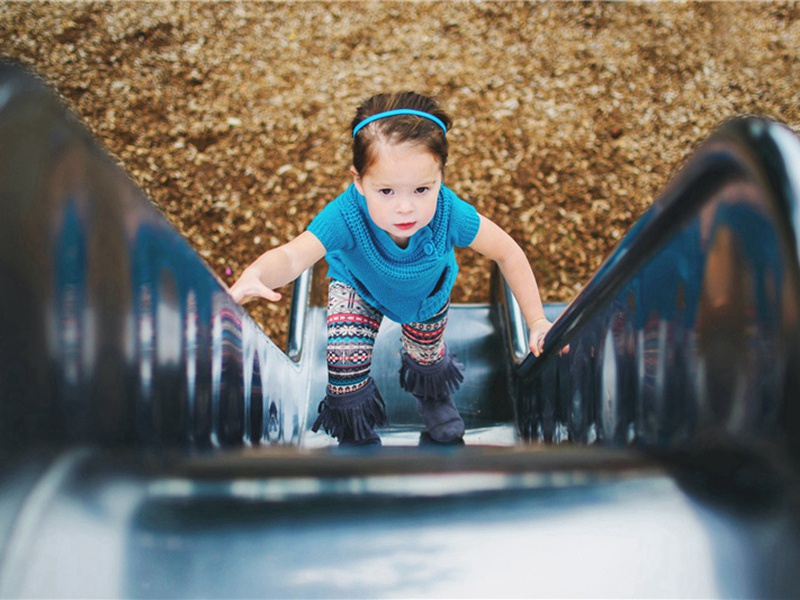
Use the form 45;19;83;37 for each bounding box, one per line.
395;222;416;231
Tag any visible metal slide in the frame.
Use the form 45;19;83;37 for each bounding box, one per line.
2;61;800;598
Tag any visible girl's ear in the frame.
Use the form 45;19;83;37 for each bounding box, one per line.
350;166;365;195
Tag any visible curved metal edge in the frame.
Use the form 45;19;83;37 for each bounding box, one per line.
0;60;306;452
520;118;800;379
490;267;530;365
286;268;312;362
514;117;800;460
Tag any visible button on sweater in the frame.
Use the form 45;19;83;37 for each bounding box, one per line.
308;184;481;323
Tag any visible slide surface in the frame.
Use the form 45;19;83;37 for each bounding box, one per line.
2;61;800;598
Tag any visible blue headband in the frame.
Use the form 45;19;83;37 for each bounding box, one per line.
352;109;447;138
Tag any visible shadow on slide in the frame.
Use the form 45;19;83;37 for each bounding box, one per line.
2;61;800;598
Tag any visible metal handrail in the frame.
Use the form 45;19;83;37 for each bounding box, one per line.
286;267;312;362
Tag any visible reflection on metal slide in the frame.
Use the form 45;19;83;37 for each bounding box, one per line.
1;60;800;598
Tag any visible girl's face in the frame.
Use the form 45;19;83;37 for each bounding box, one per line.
352;140;442;248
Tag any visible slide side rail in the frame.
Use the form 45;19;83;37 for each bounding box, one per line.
515;118;800;467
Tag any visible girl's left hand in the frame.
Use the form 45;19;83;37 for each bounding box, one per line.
528;318;569;357
528;318;552;357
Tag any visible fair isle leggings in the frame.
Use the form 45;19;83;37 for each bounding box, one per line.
326;280;449;396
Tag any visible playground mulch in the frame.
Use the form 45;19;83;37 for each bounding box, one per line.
3;1;800;348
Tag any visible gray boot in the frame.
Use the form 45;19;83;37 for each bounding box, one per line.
399;350;466;443
312;379;387;446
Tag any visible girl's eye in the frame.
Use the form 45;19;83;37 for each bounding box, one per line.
415;186;430;194
378;188;394;196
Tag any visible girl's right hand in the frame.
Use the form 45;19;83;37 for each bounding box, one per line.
226;231;327;306
229;270;282;304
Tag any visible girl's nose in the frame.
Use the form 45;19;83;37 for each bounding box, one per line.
397;196;414;213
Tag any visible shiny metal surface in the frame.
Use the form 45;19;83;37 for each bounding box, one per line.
0;62;307;451
4;446;788;599
301;301;519;448
3;61;800;598
519;118;800;461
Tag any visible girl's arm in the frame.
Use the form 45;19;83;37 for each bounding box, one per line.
469;215;552;357
230;230;326;304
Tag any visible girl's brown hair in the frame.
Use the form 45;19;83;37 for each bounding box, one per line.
351;91;452;176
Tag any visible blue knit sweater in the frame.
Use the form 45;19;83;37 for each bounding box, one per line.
308;183;481;323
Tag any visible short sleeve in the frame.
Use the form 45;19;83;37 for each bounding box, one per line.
449;193;481;247
307;197;353;251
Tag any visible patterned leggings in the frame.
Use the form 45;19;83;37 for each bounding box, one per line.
326;280;449;396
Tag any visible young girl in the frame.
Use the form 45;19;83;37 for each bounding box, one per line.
230;91;554;446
